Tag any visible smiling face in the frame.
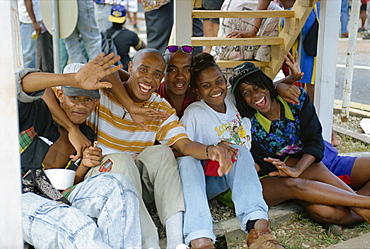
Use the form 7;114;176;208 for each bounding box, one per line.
164;51;192;97
238;81;274;114
126;51;166;103
195;66;227;113
56;89;98;125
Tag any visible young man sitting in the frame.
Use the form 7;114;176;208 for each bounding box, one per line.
18;53;141;249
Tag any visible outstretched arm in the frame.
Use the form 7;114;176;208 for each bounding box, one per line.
21;53;120;93
173;138;233;176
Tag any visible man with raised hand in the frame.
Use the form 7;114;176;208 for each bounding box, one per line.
18;53;141;249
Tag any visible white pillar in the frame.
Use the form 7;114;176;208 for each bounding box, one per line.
341;0;361;120
0;0;23;247
173;0;192;45
314;0;341;142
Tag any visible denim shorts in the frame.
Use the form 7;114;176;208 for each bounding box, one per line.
202;0;225;24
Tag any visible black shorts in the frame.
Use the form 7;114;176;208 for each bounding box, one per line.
360;3;367;11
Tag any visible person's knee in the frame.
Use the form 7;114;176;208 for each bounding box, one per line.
283;178;309;193
308;205;350;224
93;172;137;193
143;144;172;156
177;156;200;173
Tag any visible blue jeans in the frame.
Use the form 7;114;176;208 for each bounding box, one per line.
20;22;36;68
178;145;268;245
341;0;349;34
64;0;102;63
22;173;141;249
94;4;113;32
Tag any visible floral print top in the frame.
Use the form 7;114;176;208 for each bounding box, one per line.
250;89;324;176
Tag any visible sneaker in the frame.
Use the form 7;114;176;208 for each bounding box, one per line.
358;28;366;32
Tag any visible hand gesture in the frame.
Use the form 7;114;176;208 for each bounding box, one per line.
283;52;304;83
74;53;122;90
264;157;301;178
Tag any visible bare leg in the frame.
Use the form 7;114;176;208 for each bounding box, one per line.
203;20;219;53
349;157;370;193
360;10;367;30
261;177;365;224
295;162;370;223
296;201;364;225
331;129;340;146
260;176;370;208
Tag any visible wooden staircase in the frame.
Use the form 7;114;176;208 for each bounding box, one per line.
191;0;317;79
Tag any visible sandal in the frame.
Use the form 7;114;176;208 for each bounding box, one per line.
322;223;343;237
247;219;285;249
248;233;285;249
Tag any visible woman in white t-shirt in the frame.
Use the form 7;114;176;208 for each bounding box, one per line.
178;52;283;249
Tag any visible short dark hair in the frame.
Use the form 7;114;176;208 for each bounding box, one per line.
234;70;278;118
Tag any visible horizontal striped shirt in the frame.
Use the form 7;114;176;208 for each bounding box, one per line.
87;89;188;156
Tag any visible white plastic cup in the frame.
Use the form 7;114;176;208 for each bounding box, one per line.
44;169;76;190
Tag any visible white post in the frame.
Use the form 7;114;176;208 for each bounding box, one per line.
0;0;23;247
51;0;61;73
314;0;341;142
173;0;192;45
341;0;361;120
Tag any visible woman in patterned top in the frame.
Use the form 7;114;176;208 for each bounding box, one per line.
230;59;370;227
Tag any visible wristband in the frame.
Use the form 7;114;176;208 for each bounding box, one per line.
206;144;217;159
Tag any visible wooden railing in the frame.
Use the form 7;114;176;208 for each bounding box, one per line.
190;0;317;79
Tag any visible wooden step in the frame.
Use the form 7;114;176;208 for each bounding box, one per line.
216;60;269;69
191;36;284;46
192;10;295;19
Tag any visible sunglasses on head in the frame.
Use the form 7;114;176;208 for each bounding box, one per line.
192;55;215;72
165;45;193;54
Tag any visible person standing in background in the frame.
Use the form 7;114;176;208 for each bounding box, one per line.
94;0;121;32
107;4;146;70
341;0;349;38
18;0;41;68
201;0;225;53
64;0;102;63
142;0;173;54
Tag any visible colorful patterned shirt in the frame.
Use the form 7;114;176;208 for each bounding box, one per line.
250;89;324;176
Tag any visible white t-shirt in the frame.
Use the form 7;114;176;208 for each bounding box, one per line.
18;0;42;24
181;97;252;150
